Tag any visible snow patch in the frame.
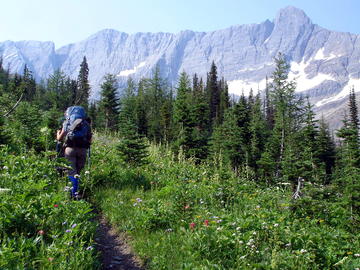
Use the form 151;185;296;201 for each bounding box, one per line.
238;63;273;73
289;61;335;92
228;78;267;96
314;48;340;61
316;77;360;107
117;61;146;77
4;53;17;59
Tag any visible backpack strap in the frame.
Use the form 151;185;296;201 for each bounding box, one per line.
69;118;83;132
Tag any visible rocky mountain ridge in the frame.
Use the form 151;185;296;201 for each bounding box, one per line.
1;6;359;129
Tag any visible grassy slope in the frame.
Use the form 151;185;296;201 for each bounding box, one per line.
90;135;360;270
0;147;99;269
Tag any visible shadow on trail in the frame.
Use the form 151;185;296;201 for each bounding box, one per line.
96;216;144;270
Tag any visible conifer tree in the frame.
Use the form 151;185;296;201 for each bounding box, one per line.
99;74;119;131
336;89;360;216
258;53;303;183
207;61;221;129
76;56;90;109
317;117;336;184
173;72;194;157
135;78;148;136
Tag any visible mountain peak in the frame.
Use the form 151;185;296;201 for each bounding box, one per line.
274;6;312;26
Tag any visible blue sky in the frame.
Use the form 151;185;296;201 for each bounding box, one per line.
1;0;359;48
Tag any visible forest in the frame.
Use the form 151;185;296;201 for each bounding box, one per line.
0;53;359;269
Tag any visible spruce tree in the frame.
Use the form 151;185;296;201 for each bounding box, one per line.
173;72;194;157
207;61;220;129
99;74;119;131
76;56;90;109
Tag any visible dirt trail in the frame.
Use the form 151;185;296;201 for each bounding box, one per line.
95;216;144;270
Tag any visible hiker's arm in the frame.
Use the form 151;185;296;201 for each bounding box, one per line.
56;129;66;141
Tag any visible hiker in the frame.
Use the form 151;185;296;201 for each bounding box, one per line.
56;106;92;198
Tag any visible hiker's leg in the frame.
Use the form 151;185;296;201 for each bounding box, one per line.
75;147;88;174
64;147;79;196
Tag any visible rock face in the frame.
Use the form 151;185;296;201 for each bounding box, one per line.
1;6;359;130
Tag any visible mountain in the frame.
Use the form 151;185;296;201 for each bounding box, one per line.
1;6;359;130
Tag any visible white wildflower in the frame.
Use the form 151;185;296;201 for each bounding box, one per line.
274;223;279;227
300;249;307;254
3;166;8;170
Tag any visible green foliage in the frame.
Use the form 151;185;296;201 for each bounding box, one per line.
99;74;119;131
90;134;360;270
0;149;98;269
76;56;90;110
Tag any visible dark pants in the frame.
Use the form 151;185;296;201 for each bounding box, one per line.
64;147;88;176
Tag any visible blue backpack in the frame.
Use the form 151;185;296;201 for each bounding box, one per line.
64;106;91;148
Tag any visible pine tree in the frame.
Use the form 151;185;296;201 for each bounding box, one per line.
0;114;11;145
99;74;119;131
173;72;194;157
135;78;148;136
336;89;360;216
258;53;303;183
117;120;149;167
76;56;90;109
317;117;336;184
207;61;221;129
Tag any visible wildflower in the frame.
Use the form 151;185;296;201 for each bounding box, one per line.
253;231;257;235
64;186;71;192
65;229;72;233
190;222;196;229
236;227;241;231
184;205;190;210
240;255;246;259
71;224;77;228
204;220;209;226
62;221;67;225
216;219;222;223
86;246;94;250
256;205;260;209
239;240;244;244
200;199;204;204
85;171;90;175
165;228;173;233
3;166;8;170
355;253;360;257
21;156;26;159
136;198;142;203
274;223;279;227
54;204;59;208
216;227;222;231
300;249;307;254
286;243;291;247
133;203;138;207
38;230;45;235
48;257;54;262
67;241;73;245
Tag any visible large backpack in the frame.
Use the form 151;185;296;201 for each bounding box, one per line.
63;106;91;148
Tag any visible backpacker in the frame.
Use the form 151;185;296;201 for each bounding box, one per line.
63;106;91;148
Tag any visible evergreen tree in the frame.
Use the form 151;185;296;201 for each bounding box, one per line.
207;61;221;129
147;66;168;142
317;117;336;184
135;78;148;136
99;74;119;131
336;89;360;216
258;53;303;183
76;56;90;109
173;72;194;157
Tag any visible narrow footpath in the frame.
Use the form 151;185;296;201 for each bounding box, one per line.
95;216;144;270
